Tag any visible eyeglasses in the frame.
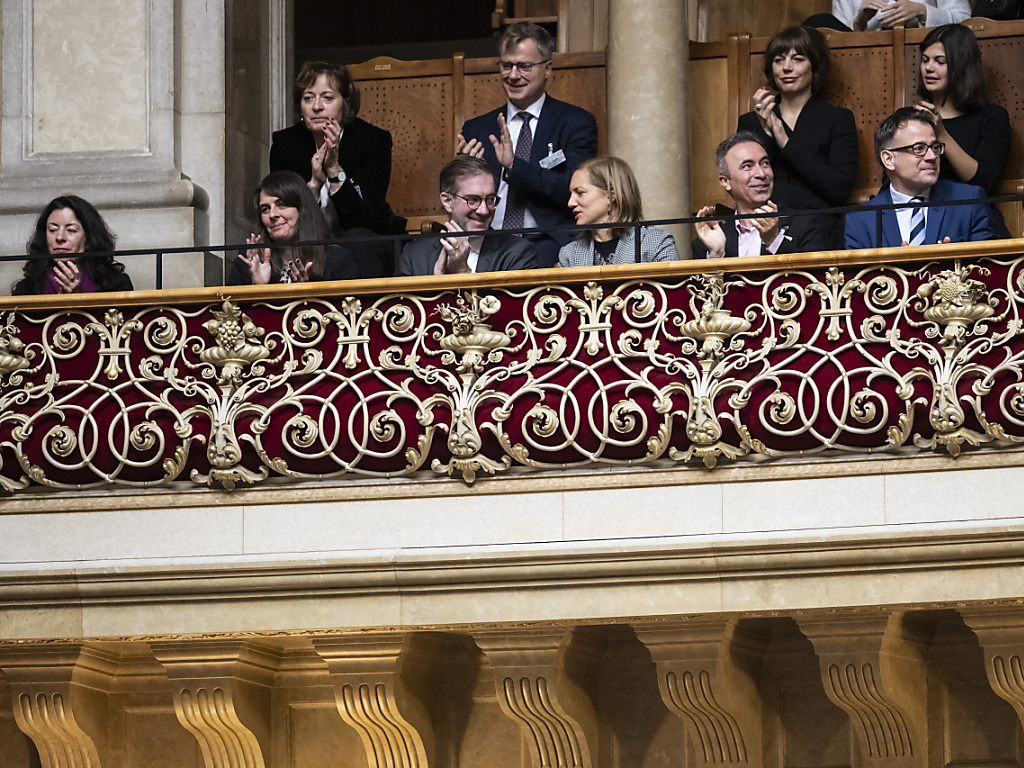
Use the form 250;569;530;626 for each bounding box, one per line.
451;193;500;209
497;59;550;74
886;141;945;157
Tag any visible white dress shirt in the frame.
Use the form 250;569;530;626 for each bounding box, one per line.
492;94;546;231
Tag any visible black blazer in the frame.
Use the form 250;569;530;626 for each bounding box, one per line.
691;204;830;259
460;96;598;248
398;231;538;277
738;98;858;248
270;119;407;236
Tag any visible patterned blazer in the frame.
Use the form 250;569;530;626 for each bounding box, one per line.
557;226;679;268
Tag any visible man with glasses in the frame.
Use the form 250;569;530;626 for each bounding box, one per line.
845;107;996;249
398;156;538;276
456;22;598;268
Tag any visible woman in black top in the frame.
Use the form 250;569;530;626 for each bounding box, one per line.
12;195;132;295
270;61;405;278
914;23;1011;237
737;26;859;249
228;172;358;286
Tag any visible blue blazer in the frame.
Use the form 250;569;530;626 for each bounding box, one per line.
845;180;997;250
460;96;598;248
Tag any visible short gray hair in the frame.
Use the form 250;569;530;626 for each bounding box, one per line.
715;131;767;177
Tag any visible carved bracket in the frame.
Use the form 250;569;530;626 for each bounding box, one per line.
151;640;280;768
634;618;768;767
312;633;444;768
961;608;1024;732
0;643;118;768
797;612;932;768
473;627;603;768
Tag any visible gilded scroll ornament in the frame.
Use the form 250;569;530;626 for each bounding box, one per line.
1;253;1024;494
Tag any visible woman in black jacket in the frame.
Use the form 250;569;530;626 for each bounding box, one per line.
737;26;859;249
270;61;405;277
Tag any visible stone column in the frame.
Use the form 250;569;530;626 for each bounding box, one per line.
607;0;690;250
0;0;224;291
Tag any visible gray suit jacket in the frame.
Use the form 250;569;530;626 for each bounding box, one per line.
557;227;680;268
398;231;539;277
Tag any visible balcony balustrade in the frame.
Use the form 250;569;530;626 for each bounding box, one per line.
1;237;1022;495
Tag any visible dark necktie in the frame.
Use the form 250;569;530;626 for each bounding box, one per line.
908;197;926;246
502;113;533;231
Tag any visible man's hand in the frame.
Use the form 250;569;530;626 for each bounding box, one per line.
695;205;727;259
432;220;473;275
488;113;515;170
455;133;485;159
750;201;781;245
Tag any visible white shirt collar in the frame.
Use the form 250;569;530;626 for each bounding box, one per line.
507;93;546;123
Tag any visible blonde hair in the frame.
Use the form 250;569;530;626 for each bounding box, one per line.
575;157;644;238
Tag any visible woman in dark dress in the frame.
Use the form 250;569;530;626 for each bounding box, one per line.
737;26;859;249
913;23;1011;237
270;61;405;276
227;171;358;286
12;195;132;295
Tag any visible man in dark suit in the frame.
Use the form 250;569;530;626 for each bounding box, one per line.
692;132;830;259
457;22;598;268
845;107;997;250
398;156;538;277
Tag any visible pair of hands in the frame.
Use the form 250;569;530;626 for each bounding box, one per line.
455;113;516;169
238;235;312;285
854;0;927;29
309;117;344;193
695;202;780;258
751;88;790;149
49;259;83;293
432;220;473;275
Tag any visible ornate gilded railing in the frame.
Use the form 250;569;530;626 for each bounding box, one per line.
1;242;1023;492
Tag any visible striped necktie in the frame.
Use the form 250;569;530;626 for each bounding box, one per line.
502;113;533;231
908;196;926;246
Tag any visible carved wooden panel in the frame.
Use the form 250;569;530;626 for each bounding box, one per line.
357;78;453;218
822;46;894;192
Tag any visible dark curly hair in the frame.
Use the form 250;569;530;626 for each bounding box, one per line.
12;195;124;295
253;171;332;282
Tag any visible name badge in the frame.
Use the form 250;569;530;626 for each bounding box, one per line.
539;146;566;170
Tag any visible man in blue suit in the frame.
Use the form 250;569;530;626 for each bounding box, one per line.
457;22;598;268
845;107;997;250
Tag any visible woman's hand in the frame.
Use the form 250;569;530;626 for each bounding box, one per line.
913;101;946;138
288;259;314;283
877;0;927;27
319;117;343;181
752;88;787;148
238;234;273;285
51;259;82;293
854;0;888;30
